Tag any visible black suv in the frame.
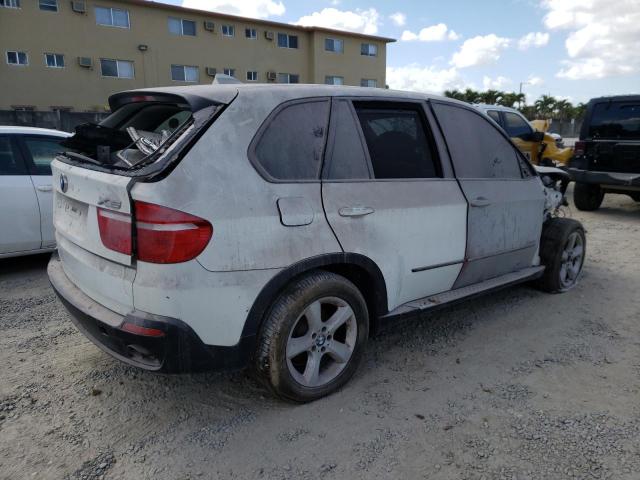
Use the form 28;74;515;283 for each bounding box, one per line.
568;95;640;210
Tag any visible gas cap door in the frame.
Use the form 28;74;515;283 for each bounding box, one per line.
277;196;314;226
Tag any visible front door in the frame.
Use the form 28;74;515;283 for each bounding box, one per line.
321;98;468;312
19;135;66;248
432;102;545;288
0;135;41;254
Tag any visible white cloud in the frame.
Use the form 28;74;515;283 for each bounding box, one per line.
527;75;544;86
542;0;640;79
181;0;285;18
389;12;406;27
294;8;380;35
450;34;511;68
400;23;459;42
518;32;550;50
482;75;512;90
386;64;467;94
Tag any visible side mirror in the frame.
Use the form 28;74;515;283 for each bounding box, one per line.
529;131;545;143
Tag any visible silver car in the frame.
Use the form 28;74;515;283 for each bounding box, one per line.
48;85;584;402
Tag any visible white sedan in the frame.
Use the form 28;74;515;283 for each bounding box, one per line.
0;126;71;258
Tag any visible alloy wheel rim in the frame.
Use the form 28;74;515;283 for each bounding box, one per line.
286;296;357;388
559;231;584;289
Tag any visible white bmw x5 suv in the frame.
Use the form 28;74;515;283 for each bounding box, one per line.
48;84;585;402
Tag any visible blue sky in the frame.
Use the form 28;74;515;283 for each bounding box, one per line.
157;0;640;104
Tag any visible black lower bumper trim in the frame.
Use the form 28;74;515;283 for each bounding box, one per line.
567;168;640;187
48;254;252;373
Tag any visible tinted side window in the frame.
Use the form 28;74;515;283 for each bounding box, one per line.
323;100;371;180
23;136;64;175
589;102;640;139
487;110;501;124
254;100;329;180
354;103;439;179
433;103;523;179
503;112;532;138
0;136;28;175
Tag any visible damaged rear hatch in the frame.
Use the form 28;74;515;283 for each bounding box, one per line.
52;86;236;316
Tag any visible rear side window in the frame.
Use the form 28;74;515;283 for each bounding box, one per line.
0;136;28;175
323;100;371;180
23;136;64;175
589;102;640;139
487;110;501;124
253;99;329;181
503;112;532;139
433;103;523;179
354;103;439;179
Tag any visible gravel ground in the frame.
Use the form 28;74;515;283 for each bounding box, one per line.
1;191;639;480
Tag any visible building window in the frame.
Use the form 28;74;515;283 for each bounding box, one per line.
277;73;299;84
1;0;20;8
44;53;64;68
361;43;378;56
324;38;343;53
6;51;28;65
361;79;377;88
95;7;130;28
39;0;57;11
277;33;298;49
325;76;344;85
171;64;198;82
246;71;258;81
100;59;134;78
222;25;235;37
245;28;257;39
168;17;196;36
223;67;235;77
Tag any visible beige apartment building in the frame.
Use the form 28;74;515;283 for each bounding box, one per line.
0;0;394;112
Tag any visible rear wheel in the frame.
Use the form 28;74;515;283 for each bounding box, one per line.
573;182;603;211
255;271;369;402
537;218;586;293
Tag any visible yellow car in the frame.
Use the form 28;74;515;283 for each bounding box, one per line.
477;105;573;166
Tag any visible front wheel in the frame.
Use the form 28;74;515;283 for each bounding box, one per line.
255;271;369;402
537;218;586;293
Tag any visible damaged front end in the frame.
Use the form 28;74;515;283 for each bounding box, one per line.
535;165;570;220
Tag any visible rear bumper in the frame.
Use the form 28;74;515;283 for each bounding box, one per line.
567;168;640;187
48;254;253;373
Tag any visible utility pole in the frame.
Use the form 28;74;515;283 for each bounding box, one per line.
519;81;530;109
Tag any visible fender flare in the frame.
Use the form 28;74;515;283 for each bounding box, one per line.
240;252;388;342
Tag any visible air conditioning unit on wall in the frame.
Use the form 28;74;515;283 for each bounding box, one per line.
266;71;277;81
264;31;274;40
77;56;93;68
205;67;217;77
204;21;215;32
71;1;86;13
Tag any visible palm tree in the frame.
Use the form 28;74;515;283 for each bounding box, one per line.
479;90;502;105
554;99;573;120
534;95;556;118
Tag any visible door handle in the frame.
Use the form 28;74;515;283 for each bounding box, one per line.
36;185;53;192
339;206;375;217
470;196;491;207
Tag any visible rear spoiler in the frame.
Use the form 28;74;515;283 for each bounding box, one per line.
108;86;239;112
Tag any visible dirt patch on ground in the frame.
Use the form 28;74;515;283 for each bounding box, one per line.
1;192;639;480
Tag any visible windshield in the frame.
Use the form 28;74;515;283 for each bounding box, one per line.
588;102;640;139
62;102;194;168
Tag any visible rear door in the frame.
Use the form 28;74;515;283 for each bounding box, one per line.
432;101;544;288
501;111;539;164
19;134;68;248
0;135;41;254
322;98;467;311
586;101;640;173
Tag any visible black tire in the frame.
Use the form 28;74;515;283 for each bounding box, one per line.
254;271;369;402
573;182;603;211
537;218;586;293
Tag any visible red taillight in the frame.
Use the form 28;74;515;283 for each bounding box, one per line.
121;321;165;337
574;140;586;156
134;201;213;264
97;208;132;255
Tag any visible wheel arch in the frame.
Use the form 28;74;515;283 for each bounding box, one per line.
241;253;388;345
